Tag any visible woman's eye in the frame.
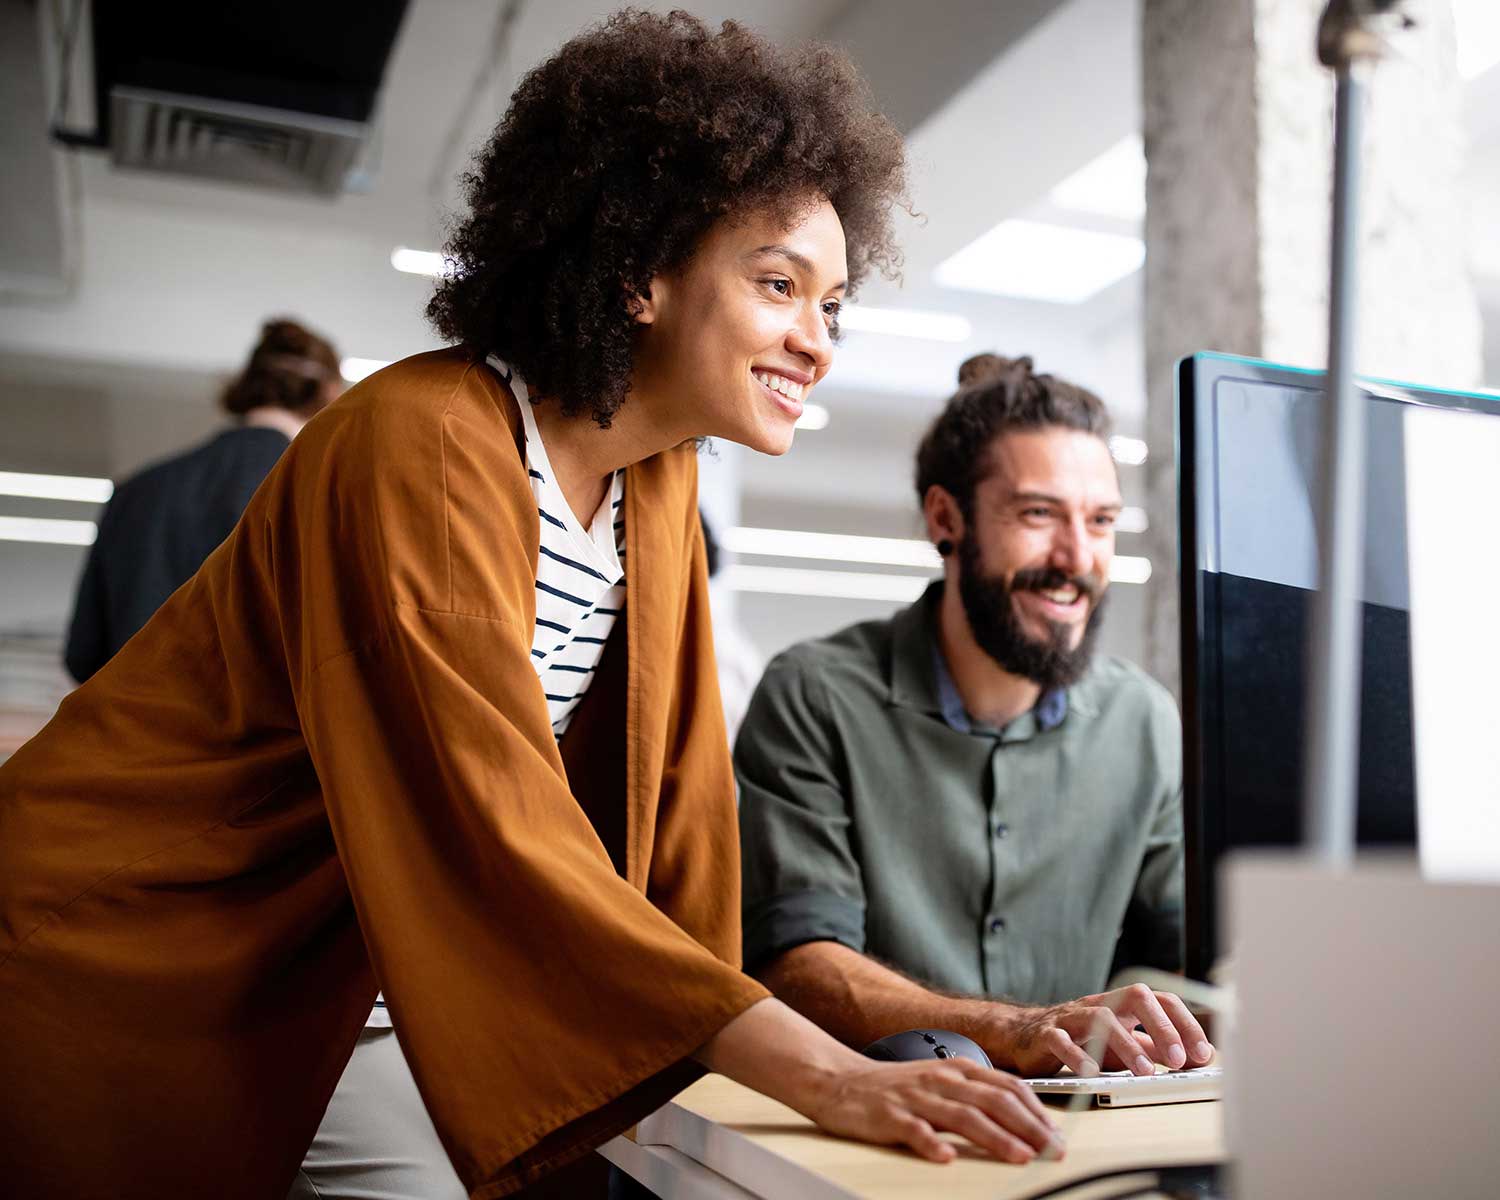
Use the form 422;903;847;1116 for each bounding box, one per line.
766;278;791;296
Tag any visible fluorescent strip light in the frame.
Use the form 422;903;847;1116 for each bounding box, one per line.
726;558;1153;599
337;362;832;432
1116;505;1149;534
724;527;941;568
725;526;1153;585
723;563;931;602
1109;435;1149;465
935;219;1145;304
1110;555;1152;585
1455;0;1500;80
0;471;113;503
390;246;448;277
1048;134;1147;222
838;306;972;343
0;516;97;546
340;357;391;383
794;403;830;431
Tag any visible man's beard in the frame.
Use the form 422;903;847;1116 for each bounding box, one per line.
955;534;1106;691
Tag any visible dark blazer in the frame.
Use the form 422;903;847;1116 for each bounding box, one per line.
64;426;291;681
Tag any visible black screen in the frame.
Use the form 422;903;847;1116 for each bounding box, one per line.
1175;356;1486;979
1188;572;1417;975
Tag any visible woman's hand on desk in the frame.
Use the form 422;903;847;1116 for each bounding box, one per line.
695;997;1063;1165
997;984;1215;1077
803;1053;1063;1165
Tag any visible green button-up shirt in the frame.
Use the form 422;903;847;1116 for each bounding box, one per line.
736;583;1183;1005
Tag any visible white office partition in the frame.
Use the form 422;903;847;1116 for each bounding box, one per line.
1404;404;1500;883
1225;856;1500;1200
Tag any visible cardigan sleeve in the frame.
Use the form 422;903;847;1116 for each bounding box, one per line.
284;366;767;1196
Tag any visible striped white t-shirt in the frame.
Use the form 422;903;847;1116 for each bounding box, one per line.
367;358;626;1030
507;370;626;737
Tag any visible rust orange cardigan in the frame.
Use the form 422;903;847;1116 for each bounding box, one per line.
0;350;769;1198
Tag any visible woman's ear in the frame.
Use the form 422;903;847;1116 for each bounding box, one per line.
630;275;665;326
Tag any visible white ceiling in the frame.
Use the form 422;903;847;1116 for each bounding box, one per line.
4;0;1499;674
2;0;1498;517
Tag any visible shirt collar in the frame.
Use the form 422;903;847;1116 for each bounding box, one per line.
891;581;1069;739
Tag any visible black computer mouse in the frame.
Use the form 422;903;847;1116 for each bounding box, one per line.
862;1028;993;1069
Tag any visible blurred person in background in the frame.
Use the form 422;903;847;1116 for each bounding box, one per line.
0;14;1065;1200
63;318;341;681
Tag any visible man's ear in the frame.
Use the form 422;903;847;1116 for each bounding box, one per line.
922;485;965;551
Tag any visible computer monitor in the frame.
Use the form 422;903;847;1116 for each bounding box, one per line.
1177;352;1500;979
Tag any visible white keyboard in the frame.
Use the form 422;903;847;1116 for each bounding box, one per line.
1024;1065;1223;1108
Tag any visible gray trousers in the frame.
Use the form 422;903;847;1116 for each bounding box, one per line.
288;1026;467;1200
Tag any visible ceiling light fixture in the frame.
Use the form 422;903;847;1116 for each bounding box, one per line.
1109;435;1149;465
1110;555;1153;585
794;403;830;431
0;515;98;546
935;219;1145;304
338;364;833;429
724;526;939;568
1048;135;1147;222
1455;0;1500;80
722;563;930;602
390;246;447;277
340;357;391;383
838;306;972;343
1116;505;1149;533
724;558;1153;598
724;526;1154;585
0;471;113;504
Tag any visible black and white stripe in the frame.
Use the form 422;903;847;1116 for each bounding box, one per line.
489;356;625;737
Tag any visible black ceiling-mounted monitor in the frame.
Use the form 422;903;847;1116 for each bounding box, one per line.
1177;352;1500;980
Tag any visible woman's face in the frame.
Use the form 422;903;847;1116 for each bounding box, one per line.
631;196;848;455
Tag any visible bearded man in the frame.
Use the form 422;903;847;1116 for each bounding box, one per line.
735;353;1214;1079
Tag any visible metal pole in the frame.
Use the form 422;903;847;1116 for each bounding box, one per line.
1301;1;1411;862
1301;62;1369;863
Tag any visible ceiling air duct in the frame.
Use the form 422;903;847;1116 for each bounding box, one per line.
73;1;409;196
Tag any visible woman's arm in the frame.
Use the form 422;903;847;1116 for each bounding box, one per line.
695;996;1063;1164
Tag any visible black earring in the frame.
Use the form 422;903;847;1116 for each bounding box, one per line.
936;539;954;556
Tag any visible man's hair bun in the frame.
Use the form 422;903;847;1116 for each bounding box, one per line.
957;352;1034;390
918;352;1112;518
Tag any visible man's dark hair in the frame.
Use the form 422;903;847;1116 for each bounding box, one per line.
221;318;340;417
914;353;1113;518
426;9;907;427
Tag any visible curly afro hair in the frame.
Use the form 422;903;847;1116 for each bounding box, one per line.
426;8;908;426
915;354;1114;520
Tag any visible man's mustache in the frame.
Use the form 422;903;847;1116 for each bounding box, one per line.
1009;565;1105;605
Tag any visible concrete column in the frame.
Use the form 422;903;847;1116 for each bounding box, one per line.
1140;0;1481;694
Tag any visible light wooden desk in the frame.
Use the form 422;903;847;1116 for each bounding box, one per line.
601;1074;1224;1200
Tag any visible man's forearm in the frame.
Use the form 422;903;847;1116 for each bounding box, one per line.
756;940;1029;1069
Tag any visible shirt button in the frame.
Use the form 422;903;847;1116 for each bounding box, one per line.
989;916;1007;932
993;822;1009;839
